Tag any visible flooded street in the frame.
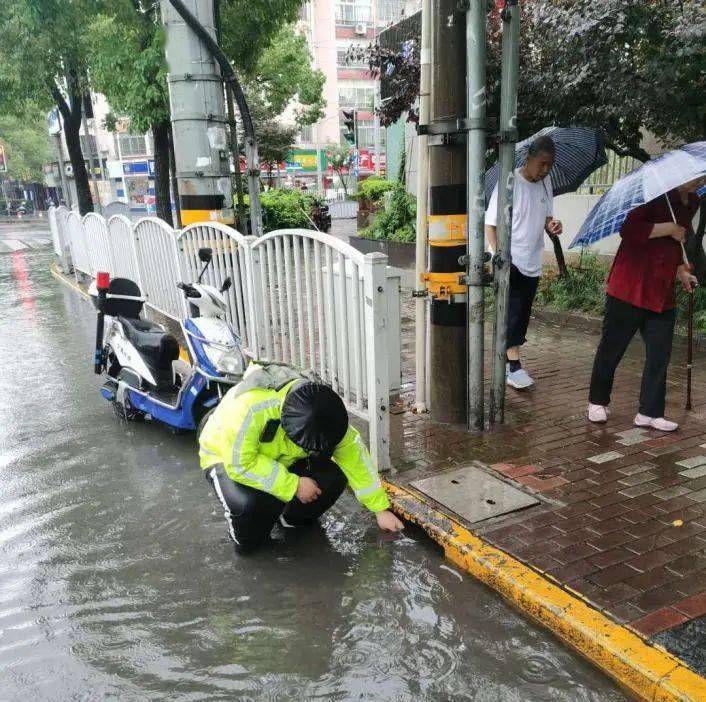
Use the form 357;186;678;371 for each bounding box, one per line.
0;250;626;701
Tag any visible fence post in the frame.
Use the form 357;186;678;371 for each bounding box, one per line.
363;252;390;471
242;235;265;358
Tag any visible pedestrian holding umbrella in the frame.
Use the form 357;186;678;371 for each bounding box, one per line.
571;142;706;426
486;126;609;276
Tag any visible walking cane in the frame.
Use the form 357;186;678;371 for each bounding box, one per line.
664;195;694;410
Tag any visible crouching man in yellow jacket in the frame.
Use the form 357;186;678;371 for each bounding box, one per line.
199;375;404;552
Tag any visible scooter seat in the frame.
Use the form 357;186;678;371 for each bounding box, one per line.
118;317;180;389
119;316;167;353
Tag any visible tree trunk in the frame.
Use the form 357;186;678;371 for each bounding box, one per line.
63;110;93;215
152;120;173;226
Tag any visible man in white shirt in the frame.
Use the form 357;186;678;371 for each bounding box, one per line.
485;136;563;389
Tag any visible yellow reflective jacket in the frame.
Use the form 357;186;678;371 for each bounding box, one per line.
199;382;390;513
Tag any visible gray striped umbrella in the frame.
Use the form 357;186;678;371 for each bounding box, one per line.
484;126;608;203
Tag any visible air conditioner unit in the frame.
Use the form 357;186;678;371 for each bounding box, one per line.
354;22;367;35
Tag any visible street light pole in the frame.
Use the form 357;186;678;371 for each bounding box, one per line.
464;0;488;431
489;0;521;425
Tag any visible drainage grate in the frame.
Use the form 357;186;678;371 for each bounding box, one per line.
410;464;539;524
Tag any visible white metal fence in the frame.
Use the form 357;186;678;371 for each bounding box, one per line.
49;206;393;468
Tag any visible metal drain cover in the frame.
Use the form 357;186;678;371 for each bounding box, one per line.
410;464;539;524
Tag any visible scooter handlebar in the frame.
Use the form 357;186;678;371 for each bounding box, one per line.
177;282;199;298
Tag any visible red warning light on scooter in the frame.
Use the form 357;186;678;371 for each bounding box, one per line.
96;271;110;290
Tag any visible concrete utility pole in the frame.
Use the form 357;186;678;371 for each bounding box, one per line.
160;0;233;226
414;0;431;413
489;0;521;424
464;0;488;430
424;0;468;424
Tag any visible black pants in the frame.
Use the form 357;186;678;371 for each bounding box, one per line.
206;457;348;552
508;264;540;348
589;295;676;417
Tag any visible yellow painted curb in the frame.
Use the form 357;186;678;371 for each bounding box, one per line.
383;480;706;702
50;262;90;300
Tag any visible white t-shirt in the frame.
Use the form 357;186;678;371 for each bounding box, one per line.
485;169;553;277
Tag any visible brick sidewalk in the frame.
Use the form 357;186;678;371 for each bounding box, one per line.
391;301;706;674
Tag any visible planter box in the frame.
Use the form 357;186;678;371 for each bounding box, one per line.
348;234;416;270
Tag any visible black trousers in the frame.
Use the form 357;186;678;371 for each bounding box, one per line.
589;295;676;417
206;457;348;552
508;264;540;348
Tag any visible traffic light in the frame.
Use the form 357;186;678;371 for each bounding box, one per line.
342;110;356;145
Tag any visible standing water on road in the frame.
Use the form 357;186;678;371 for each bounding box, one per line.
0;251;626;701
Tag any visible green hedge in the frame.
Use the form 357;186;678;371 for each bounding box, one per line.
359;180;417;243
536;253;706;334
356;176;394;204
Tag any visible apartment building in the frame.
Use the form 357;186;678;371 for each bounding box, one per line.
294;0;421;181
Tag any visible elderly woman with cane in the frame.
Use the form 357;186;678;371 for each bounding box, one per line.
587;178;703;430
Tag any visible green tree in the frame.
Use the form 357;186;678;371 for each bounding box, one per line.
0;0;100;214
219;0;306;74
88;2;174;223
0;109;50;183
246;25;326;126
517;0;705;160
327;143;353;197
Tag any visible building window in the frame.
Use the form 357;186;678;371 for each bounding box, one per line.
335;0;371;25
355;120;386;148
377;0;407;24
298;125;314;144
114;133;148;158
80;134;98;155
337;44;369;68
338;86;375;109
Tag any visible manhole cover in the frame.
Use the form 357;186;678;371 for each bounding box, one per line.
410;464;539;524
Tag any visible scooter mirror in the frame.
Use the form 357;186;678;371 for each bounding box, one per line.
198;248;213;263
221;277;232;293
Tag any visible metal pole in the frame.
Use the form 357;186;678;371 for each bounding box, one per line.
374;82;381;177
465;0;488;430
160;0;233;226
414;0;431;413
489;0;520;425
115;132;129;204
226;84;246;230
54;132;71;208
82;107;101;213
428;0;467;424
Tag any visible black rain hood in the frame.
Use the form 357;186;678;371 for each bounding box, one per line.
281;381;349;456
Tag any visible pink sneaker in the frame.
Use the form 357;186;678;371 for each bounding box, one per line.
588;403;608;423
634;414;678;432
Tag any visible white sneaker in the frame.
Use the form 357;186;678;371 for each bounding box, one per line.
634;414;678;432
588;403;608;423
506;365;534;390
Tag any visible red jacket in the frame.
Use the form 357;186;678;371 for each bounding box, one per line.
606;191;699;313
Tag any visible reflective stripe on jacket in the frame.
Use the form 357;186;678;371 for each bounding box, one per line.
199;383;390;512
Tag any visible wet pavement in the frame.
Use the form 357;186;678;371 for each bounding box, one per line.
0;220;52;252
0;250;627;700
393;289;706;677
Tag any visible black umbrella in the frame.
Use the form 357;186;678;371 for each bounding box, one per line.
485;126;608;276
485;126;608;202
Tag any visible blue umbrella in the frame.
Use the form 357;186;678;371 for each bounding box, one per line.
569;141;706;249
485;126;608;203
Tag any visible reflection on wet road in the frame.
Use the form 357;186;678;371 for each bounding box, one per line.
0;251;626;700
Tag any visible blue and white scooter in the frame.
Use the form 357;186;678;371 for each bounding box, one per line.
91;248;247;432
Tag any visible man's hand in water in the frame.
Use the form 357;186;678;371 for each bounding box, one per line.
296;477;322;504
376;510;404;532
